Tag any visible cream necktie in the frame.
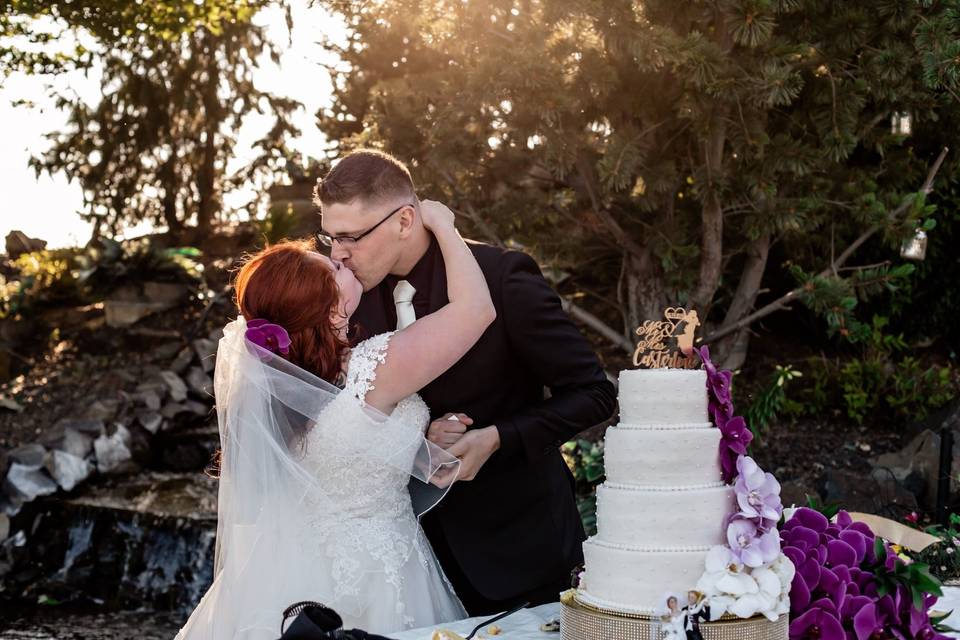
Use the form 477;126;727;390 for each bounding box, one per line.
393;280;417;330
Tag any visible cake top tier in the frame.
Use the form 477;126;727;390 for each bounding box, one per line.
618;368;708;425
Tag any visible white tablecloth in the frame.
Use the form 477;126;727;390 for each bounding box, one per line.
390;587;960;639
935;586;960;637
390;602;562;640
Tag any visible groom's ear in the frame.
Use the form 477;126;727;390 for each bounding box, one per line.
397;204;417;238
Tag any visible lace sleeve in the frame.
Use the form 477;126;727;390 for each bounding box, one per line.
343;331;395;404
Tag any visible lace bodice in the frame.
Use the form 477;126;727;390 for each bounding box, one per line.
296;332;439;626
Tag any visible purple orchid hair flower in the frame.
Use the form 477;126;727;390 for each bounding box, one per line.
245;318;292;357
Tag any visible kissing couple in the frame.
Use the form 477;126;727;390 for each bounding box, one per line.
176;149;616;638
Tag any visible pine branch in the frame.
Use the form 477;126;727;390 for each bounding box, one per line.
574;151;648;264
440;184;635;355
561;298;634;353
704;146;949;344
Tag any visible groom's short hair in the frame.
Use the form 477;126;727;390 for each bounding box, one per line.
314;149;415;208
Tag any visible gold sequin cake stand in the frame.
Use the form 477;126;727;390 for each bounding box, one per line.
560;590;788;640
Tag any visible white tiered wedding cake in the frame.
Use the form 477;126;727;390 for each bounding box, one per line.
579;367;735;614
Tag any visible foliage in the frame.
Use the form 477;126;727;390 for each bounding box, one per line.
576;492;597;538
0;239;202;320
561;438;605;487
871;536;942;609
77;238;204;294
7;1;298;239
744;364;802;435
257;205;303;246
783;315;958;425
562;438;604;537
1;1;269;76
918;513;960;584
904;184;960;347
314;0;960;368
803;494;842;521
0;249;82;318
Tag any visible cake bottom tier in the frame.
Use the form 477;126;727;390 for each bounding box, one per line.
560;590;789;640
581;537;708;614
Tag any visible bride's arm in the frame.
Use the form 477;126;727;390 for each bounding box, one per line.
362;200;495;413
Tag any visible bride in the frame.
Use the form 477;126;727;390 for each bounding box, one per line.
176;200;492;638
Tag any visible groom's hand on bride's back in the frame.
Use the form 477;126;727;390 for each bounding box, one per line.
427;413;472;448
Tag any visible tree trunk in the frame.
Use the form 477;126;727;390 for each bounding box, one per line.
691;111;728;315
714;232;772;370
623;249;669;333
196;43;220;235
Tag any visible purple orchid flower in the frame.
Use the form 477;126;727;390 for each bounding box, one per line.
780;507;948;639
727;518;781;568
245;318;292;357
735;456;783;529
719;420;753;482
789;598;844;640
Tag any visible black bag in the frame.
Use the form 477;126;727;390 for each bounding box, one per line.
278;601;397;640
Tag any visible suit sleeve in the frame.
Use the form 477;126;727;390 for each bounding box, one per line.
492;251;617;465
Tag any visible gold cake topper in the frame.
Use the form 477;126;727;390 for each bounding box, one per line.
632;307;700;369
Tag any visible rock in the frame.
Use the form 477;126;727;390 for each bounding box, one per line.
44;450;93;492
5;230;47;258
54;419;106;437
0;490;23;517
85;399;119;421
185;367;214;399
44;422;97;459
9;443;46;467
870;429;941;510
193;338;218;374
158;424;221;471
0;513;8;542
159;370;188;402
0;395;23;412
137;411;164;434
161;402;187;419
184;400;209;416
208;327;224;343
824;468;919;515
161;400;209;420
779;479;818;509
6;463;58;500
170;346;195;374
154;342;183;361
136;378;168;396
103;282;189;328
136;389;163;411
93;425;136;474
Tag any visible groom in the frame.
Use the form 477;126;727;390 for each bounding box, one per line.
316;149;617;616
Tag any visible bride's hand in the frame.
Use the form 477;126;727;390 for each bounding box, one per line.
419;199;456;233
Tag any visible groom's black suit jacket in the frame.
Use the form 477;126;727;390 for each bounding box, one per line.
349;238;616;603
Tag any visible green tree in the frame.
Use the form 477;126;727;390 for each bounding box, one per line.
1;1;264;75
315;0;960;368
5;1;298;241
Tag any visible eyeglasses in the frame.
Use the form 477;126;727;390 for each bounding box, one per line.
315;203;413;248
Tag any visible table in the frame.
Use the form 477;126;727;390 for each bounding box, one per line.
390;603;561;640
390;588;960;639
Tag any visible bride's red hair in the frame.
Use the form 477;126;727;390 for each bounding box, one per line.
234;240;348;384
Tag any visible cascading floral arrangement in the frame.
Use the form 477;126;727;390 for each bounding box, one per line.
695;346;792;621
694;346;949;638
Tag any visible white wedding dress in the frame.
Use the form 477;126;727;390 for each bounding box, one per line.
176;322;466;639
